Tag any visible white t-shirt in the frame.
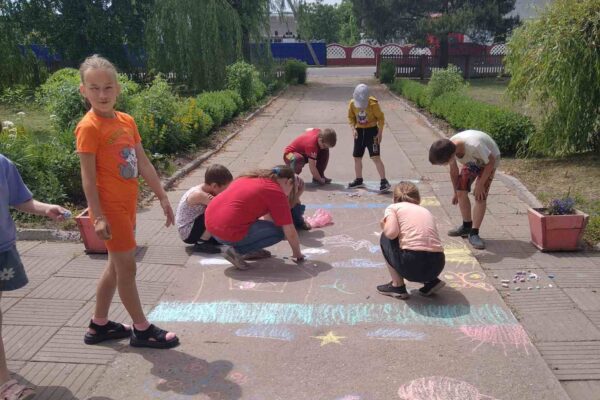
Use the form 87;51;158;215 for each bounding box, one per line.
384;202;443;253
176;187;207;240
452;130;501;169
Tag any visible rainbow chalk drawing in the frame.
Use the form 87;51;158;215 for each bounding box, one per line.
397;376;498;400
332;259;385;269
235;325;295;341
443;272;495;292
321;235;380;253
458;324;532;355
367;328;426;341
149;302;515;327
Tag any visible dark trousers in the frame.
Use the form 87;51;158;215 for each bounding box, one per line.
380;235;445;283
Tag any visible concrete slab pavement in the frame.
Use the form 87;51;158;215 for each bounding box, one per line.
9;68;598;399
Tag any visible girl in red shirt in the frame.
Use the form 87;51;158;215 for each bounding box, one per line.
206;166;305;270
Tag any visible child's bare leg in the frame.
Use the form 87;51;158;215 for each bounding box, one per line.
0;296;8;383
92;261;117;325
109;250;145;324
386;263;405;287
456;190;472;222
353;157;363;179
472;199;487;229
371;156;386;180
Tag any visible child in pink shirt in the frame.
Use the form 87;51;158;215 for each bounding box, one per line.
378;182;446;299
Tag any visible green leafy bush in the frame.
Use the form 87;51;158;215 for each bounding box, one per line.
252;77;267;104
379;60;395;84
284;59;308;84
429;92;535;155
226;61;255;107
196;92;226;127
584;215;600;245
426;64;467;100
390;79;429;108
175;98;214;141
0;85;35;106
223;89;244;112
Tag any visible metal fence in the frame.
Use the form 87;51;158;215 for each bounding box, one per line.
379;54;505;79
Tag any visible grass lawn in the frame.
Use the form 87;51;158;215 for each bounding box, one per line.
0;103;50;132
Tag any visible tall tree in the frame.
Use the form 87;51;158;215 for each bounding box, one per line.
351;0;519;66
227;0;271;62
338;0;360;45
297;1;340;43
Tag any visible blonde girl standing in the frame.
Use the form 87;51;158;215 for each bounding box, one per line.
76;55;178;348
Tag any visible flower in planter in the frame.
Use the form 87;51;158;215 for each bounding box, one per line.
546;196;576;215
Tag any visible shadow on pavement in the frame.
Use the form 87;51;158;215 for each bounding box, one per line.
127;348;242;400
473;238;538;263
13;375;86;400
298;229;326;248
404;286;471;319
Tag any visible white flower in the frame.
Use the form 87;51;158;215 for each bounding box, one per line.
16;111;25;116
0;268;15;281
2;121;14;129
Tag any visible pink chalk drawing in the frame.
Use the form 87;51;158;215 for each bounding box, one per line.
237;281;257;290
458;324;532;355
443;271;494;292
227;371;249;385
397;376;499;400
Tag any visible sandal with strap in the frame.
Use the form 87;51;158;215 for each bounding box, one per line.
0;379;36;400
84;320;131;345
130;324;179;349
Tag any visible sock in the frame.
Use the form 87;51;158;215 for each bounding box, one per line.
470;228;479;236
463;221;473;229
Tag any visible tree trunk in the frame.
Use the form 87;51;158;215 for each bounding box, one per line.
242;27;251;61
440;33;449;68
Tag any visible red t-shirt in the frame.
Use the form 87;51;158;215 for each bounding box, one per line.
284;128;320;160
205;177;293;242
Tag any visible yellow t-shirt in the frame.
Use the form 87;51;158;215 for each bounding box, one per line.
347;96;385;130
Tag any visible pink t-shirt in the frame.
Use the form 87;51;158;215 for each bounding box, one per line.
384;202;443;252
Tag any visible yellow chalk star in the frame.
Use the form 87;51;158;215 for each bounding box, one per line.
312;331;346;346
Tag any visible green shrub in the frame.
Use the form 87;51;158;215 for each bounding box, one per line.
426;64;467;100
0;85;35;106
429;92;535;155
226;61;255;107
584;215;600;245
391;79;429;108
196;92;225;127
175;98;214;140
130;76;190;154
252;77;267;103
284;59;308;84
223;89;243;111
379;60;395;84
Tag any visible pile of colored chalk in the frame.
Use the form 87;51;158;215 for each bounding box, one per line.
495;269;555;291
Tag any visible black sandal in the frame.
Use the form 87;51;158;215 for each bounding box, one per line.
84;320;131;345
130;324;179;349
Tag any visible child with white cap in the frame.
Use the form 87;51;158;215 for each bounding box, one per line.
347;83;391;192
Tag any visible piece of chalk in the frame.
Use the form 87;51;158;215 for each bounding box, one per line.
493;274;498;278
501;283;509;288
501;279;510;283
62;210;72;219
548;284;553;288
515;287;521;291
548;274;555;279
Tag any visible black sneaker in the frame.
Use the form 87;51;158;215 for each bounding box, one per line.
468;233;486;250
193;241;221;254
379;179;391;192
377;282;409;299
348;178;365;188
419;279;446;296
448;224;471;237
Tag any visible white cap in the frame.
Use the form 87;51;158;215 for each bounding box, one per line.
353;84;369;109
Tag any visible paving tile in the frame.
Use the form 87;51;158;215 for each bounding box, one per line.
136;245;190;265
7;360;25;373
562;381;600;400
3;277;45;298
478;255;540;271
531;252;600;269
137;263;180;283
1;296;20;311
518;308;600;342
564;289;600;311
548;266;600;288
32;327;121;364
66;301;153;328
55;256;107;279
504;288;576;312
3;325;57;360
19;256;72;277
27;277;97;300
15;241;42;254
585;311;600;329
23;242;84;258
538;342;600;380
145;229;189;247
112;281;169;304
19;362;106;400
3;299;85;326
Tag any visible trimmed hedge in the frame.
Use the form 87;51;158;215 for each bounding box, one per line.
379;60;395;84
284;59;307;84
390;79;536;155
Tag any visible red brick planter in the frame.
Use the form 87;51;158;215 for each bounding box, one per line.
528;207;589;251
75;208;108;254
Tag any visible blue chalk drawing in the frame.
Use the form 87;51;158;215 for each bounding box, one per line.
321;279;356;294
235;325;295;341
332;259;385;269
367;328;426;341
149;302;515;327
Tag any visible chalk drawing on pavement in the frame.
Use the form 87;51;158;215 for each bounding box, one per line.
335;396;362;400
420;197;441;207
149;302;516;327
321;279;356;294
443;271;494;292
229;277;288;293
235;325;295;341
312;331;346;346
458;324;532;356
303;248;330;255
321;235;380;253
367;328;426;341
332;258;385;269
199;257;231;266
443;245;477;268
397;376;499;400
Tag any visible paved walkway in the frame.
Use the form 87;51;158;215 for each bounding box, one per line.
10;67;600;399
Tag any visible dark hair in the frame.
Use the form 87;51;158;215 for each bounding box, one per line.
429;139;456;164
319;128;337;147
205;164;233;186
393;181;420;204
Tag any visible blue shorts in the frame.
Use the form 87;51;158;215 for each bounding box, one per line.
0;246;29;291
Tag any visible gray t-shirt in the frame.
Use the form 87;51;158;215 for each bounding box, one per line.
452;130;501;169
175;187;207;240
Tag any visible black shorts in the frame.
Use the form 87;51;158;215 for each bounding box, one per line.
380;235;445;283
353;126;380;158
183;214;207;244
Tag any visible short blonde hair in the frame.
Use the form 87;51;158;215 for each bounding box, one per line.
393;181;421;204
79;54;118;83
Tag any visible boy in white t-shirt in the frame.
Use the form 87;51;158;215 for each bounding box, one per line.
428;130;501;250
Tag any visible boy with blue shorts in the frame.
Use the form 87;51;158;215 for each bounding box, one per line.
0;154;69;399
